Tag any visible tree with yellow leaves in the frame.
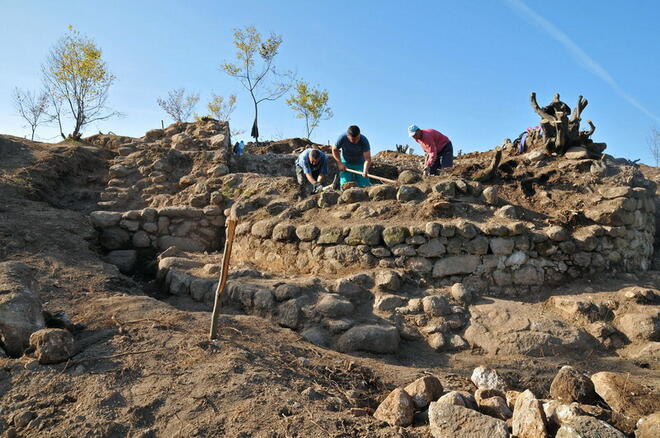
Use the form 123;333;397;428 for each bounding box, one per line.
286;80;332;139
42;26;117;140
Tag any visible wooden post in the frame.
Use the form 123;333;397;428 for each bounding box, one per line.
161;120;164;129
209;209;238;340
342;168;398;184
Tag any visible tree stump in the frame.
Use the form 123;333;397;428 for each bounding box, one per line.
530;92;605;158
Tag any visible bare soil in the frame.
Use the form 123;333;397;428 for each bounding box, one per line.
0;135;658;438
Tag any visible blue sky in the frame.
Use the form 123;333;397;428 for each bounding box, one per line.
2;0;659;164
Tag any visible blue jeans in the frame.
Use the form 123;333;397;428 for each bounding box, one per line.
428;142;453;175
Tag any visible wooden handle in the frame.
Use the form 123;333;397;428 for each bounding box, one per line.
342;167;397;184
209;215;238;340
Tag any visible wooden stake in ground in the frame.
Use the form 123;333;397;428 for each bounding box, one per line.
342;167;397;184
209;209;238;340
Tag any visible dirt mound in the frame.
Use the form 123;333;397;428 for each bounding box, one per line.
1;131;659;437
244;137;328;155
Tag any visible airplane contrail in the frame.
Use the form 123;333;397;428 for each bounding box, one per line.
505;0;660;123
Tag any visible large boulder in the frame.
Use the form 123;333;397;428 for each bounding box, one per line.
590;372;660;422
0;262;45;357
29;328;75;364
464;301;595;357
337;324;400;354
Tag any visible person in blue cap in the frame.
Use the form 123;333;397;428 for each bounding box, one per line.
295;148;328;196
332;125;372;189
408;124;453;175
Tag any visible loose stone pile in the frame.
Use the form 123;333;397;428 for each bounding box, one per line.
372;365;660;437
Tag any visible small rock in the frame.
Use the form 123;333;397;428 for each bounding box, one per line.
375;270;401;291
337;324;400;354
636;412;660;438
29;328;75;364
482;186;499;205
12;411;36;428
301;327;330;347
555;415;626;438
495;205;518;219
428;400;510;437
422;295;450;317
550;366;597;404
397;185;425;202
450;283;472;303
428;333;446;351
316;294;354;318
475;389;512;420
471;366;508;391
512;389;549;438
398;170;422;184
373;388;415;427
403;375;444;409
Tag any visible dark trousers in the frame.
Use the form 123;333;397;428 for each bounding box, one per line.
429;142;453;175
295;165;319;186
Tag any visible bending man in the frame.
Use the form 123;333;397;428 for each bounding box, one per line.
408;124;453;175
295;148;328;195
332;125;372;189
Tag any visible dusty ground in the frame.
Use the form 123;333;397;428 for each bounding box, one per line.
0;135;658;437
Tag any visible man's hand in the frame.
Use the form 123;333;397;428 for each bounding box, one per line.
423;167;431;177
312;183;323;194
362;170;368;178
338;163;347;171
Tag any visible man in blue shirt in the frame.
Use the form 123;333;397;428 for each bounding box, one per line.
332;125;372;189
295;148;329;195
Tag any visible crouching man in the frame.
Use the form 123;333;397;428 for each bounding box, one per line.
408;124;454;175
295;148;328;196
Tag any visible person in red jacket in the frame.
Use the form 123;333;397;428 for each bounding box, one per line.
408;124;454;175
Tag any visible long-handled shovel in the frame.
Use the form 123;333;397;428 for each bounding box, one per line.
209;209;238;340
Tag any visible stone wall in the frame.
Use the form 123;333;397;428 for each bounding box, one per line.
228;185;655;296
90;206;225;272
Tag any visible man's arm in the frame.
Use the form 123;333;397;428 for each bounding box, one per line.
331;146;346;171
305;172;317;184
362;150;372;177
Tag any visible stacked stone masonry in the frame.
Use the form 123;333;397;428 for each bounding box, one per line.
91;206;225;263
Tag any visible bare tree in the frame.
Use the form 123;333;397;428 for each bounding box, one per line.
648;127;660;166
222;26;292;144
42;26;118;140
12;87;49;140
157;88;200;122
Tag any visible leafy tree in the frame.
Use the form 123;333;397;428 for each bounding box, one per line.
286;80;332;139
222;26;292;143
648;127;660;166
157;88;199;122
11;87;49;140
207;93;237;122
42;26;117;139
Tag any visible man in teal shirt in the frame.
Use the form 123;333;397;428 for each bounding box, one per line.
331;125;372;189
